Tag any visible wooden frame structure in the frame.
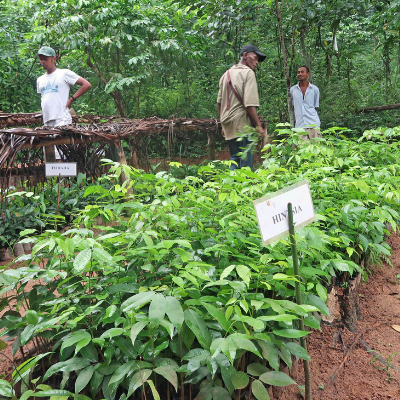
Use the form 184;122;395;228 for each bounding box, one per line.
0;113;221;189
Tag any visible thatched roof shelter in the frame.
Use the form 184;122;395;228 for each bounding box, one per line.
0;113;221;188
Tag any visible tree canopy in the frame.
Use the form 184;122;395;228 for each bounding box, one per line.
1;0;400;133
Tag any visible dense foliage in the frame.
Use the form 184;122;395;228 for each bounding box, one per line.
0;174;110;249
1;0;400;132
0;130;399;399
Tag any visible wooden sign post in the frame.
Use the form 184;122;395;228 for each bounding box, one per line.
45;162;77;177
45;162;77;222
253;180;315;400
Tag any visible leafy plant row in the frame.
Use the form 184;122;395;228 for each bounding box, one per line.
0;174;111;249
0;128;399;400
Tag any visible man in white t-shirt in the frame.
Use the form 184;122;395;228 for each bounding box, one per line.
36;46;92;160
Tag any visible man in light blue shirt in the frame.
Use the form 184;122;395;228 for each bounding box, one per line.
290;66;321;140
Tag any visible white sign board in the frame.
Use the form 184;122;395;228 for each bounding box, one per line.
45;162;77;177
253;180;315;245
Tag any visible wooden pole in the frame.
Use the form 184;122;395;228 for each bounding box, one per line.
56;173;61;219
207;131;216;160
288;202;312;400
111;140;133;195
44;146;56;162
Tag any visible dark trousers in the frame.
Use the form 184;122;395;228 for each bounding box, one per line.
227;137;254;170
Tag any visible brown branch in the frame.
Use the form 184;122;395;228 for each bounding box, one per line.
85;47;126;117
356;103;400;113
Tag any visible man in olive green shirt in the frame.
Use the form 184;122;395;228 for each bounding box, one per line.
217;44;265;170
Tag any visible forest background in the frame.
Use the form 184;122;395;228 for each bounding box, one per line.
1;0;400;135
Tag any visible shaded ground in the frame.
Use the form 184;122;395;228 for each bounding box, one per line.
149;145;265;170
2;235;400;399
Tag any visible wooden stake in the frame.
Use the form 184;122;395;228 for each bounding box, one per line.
207;130;215;160
288;202;312;400
56;173;61;216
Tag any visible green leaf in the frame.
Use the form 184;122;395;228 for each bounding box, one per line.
211;386;231;400
284;342;310;360
201;302;230;332
43;358;91;381
75;395;91;400
20;390;35;400
316;283;327;302
109;361;137;385
258;314;298;322
75;394;92;400
230;334;261;358
220;265;236;280
259;371;296;387
75;365;97;393
272;329;309;338
0;379;13;397
160;319;174;338
92;247;113;264
154;366;178;392
304;315;321;329
130;320;149;346
73;248;92;273
146;380;160;400
127;369;152;397
236;265;251;286
26;310;38;325
307;294;329;316
121;291;155;312
61;330;91;354
12;353;52;384
184;309;212;350
257;341;279;371
21;324;36;345
252;379;270;400
221;366;235;394
247;363;270;377
149;294;166;325
272;273;299;282
232;371;249;389
165;296;184;332
34;390;73;397
100;328;124;339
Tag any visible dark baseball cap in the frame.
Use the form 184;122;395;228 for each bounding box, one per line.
37;46;56;57
240;44;266;62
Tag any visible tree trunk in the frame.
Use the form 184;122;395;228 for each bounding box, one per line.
275;0;294;126
394;29;400;99
339;273;362;332
86;48;126;117
332;20;341;77
383;30;391;102
136;81;142;118
346;56;352;96
110;140;133;195
300;25;312;80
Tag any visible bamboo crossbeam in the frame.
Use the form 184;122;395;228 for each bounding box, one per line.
0;118;221;150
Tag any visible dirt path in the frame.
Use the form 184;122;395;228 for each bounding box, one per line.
280;233;400;399
2;235;400;399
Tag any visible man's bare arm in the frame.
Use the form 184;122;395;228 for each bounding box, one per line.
246;106;265;136
66;77;92;109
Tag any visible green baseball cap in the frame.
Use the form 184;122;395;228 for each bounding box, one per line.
37;46;56;57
